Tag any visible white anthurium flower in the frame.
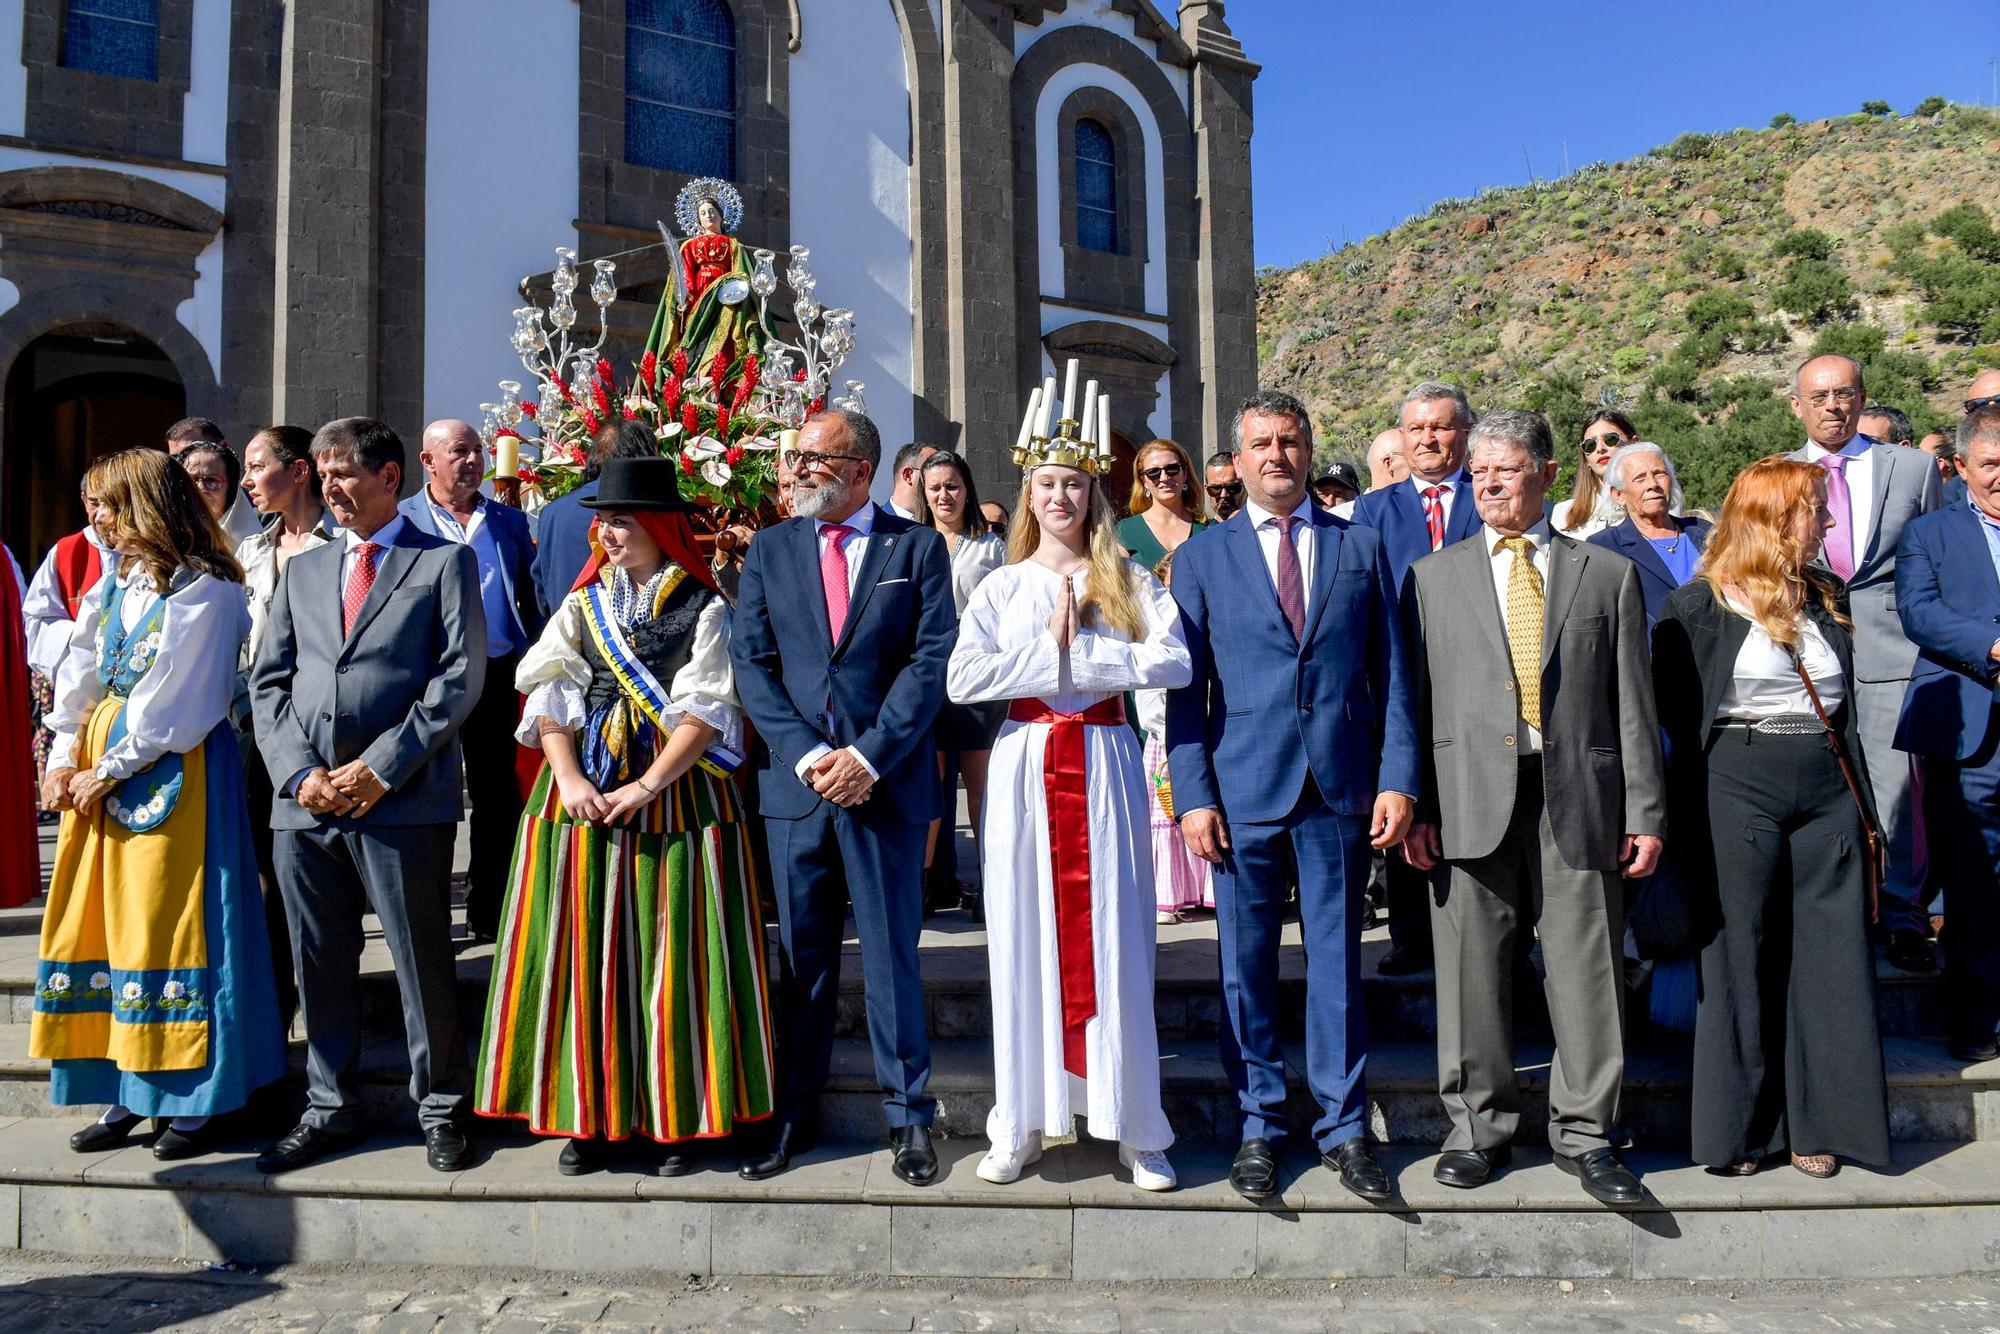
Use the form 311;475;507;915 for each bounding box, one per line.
655;421;683;441
701;458;734;488
737;435;780;452
684;435;727;461
623;396;652;417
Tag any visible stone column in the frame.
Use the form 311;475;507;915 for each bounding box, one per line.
1180;1;1260;453
271;0;384;428
940;1;1020;499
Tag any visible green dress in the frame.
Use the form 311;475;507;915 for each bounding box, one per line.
1117;513;1209;572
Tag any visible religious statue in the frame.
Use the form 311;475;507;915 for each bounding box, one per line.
644;178;764;390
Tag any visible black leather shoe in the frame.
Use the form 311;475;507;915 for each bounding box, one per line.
256;1123;362;1174
1886;929;1938;974
1376;945;1432;977
425;1123;471;1172
1433;1144;1511;1189
1555;1146;1642;1205
152;1123;219;1161
889;1124;938;1186
1951;1035;2000;1063
739;1120;816;1181
557;1139;601;1176
1322;1136;1391;1202
69;1113;145;1154
1229;1137;1279;1200
656;1151;689;1177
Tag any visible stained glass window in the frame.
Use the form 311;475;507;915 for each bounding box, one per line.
1075;119;1118;254
626;0;736;179
61;0;159;82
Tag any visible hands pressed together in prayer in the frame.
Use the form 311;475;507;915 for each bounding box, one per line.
1047;573;1079;653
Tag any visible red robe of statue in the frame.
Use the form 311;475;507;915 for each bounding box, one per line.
0;548;38;906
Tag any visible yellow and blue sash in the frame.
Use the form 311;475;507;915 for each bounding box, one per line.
578;574;740;785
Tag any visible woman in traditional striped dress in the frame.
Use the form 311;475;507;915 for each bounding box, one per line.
474;457;774;1175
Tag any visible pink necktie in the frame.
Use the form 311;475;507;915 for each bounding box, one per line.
1274;515;1305;642
342;542;380;637
820;524;855;643
1820;456;1855;580
1423;485;1447;550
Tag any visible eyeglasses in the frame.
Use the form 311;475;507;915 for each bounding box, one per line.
1206;481;1244;500
1582;432;1624;451
1967;394;2000;414
186;475;228;492
1800;387;1861;408
790;450;868;475
1141;463;1184;482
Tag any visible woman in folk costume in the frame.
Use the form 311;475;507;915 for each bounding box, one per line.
34;448;287;1159
945;437;1192;1192
475;457;774;1176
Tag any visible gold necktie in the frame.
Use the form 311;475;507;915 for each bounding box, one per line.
1499;535;1544;732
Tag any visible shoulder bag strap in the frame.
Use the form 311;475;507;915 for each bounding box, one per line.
1790;645;1883;922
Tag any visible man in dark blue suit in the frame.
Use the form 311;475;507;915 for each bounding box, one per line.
730;407;955;1185
1168;389;1420;1202
1345;380;1482;975
1895;404;2000;1062
399;420;545;939
529;420;663;618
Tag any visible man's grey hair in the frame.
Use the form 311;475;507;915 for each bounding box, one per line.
1790;353;1865;398
1467;409;1555;465
1232;389;1314;450
1604;440;1687;512
809;406;882;473
1958;403;2000;456
1399;380;1474;428
1859;402;1913;445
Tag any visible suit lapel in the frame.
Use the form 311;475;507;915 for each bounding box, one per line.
1448;535;1511;667
1540;533;1587;667
1301;511;1342;647
796;520;837;657
1443;470;1481;545
1861;441;1896;565
1609;521;1673;602
833;510;897;658
339;536;419;655
1952;503;2000;607
1223;512;1292;640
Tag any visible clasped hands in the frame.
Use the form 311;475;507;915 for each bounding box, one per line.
808;748;875;808
296;760;389;817
39;766;111;815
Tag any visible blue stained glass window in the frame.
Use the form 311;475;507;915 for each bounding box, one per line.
1075;119;1118;254
62;0;160;82
625;0;736;179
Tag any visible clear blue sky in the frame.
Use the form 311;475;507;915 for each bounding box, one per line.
1231;0;2000;269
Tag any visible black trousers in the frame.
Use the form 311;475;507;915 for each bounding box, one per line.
1691;727;1889;1167
1384;850;1443;958
460;651;524;939
1927;721;2000;1046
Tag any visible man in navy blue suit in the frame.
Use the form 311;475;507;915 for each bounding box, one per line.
399;420;544;941
1167;389;1420;1202
1895;403;2000;1062
1346;381;1483;975
730;407;955;1186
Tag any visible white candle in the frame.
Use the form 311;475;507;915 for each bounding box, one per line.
1080;380;1099;443
1015;386;1042;452
495;433;520;479
1038;375;1058;438
1062;359;1081;426
1098;397;1112;458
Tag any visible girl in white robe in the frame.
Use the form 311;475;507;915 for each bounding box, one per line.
946;461;1191;1191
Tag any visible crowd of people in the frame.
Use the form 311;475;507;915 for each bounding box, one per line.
4;351;1998;1205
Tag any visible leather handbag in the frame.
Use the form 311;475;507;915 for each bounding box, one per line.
1791;652;1885;923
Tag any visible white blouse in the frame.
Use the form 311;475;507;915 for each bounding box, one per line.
1552;494;1625;541
21;532;117;678
235;515;339;672
1717;596;1844;720
945;530;1007;615
513;576;742;755
48;568;251;781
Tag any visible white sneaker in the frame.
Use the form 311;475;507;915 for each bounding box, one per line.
1120;1144;1177;1192
976;1133;1043;1184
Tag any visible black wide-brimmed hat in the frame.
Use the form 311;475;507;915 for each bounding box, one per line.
581;457;692;511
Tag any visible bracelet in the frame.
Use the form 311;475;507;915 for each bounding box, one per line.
536;717;567;738
635;776;660;797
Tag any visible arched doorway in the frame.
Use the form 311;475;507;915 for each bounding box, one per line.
2;324;184;572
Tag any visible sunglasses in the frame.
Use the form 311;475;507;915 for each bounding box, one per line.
1206;481;1244;499
1582;432;1624;451
1967;394;2000;414
1140;463;1185;482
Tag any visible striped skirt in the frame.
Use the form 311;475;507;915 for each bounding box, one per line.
474;763;776;1143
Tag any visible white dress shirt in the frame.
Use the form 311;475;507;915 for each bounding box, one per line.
1804;434;1878;561
235;512;339;671
796;504;885;784
1717;595;1845;719
1242;496;1314;619
341;515;406;590
1483;519;1552;753
1407;473;1464;542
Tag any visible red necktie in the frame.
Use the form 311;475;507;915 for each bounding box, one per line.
820;524;855;643
1274;515;1305;642
342;541;380;637
1423;485;1448;550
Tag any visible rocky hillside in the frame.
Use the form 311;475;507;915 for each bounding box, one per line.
1258;102;2000;504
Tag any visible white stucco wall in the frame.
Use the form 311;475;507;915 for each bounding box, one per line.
422;0;581;429
1014;4;1190;113
1031;63;1168;317
0;5;24;139
791;0;915;502
183;0;230;165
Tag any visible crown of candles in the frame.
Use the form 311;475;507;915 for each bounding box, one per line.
1011;357;1113;477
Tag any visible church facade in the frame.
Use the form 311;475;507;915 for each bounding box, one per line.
0;0;1257;564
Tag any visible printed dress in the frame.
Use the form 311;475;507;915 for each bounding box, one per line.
1135;687;1212;915
32;569;287;1114
475;563;775;1143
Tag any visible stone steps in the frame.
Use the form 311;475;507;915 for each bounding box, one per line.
3;1112;2000;1280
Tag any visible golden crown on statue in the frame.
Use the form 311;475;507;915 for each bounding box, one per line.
1010;357;1114;476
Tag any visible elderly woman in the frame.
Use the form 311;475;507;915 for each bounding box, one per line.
1652;458;1889;1179
1116;438;1210;568
1553;410;1636;539
1587;442;1711;625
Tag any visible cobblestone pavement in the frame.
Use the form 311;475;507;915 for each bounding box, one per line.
3;1255;2000;1332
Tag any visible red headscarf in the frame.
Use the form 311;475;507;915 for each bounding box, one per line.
569;509;721;600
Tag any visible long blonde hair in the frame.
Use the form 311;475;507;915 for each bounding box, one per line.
88;448;243;588
1124;438;1204;519
1698;457;1846;647
1007;467;1146;639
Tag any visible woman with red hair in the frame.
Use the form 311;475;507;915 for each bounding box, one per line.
1653;457;1889;1179
473;457;773;1176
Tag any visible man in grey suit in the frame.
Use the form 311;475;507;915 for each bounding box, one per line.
1787;353;1943;972
250;418;487;1174
1401;409;1665;1205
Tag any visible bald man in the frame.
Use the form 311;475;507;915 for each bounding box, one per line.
1954;370;2000;504
1367;427;1410;490
399;419;544;939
